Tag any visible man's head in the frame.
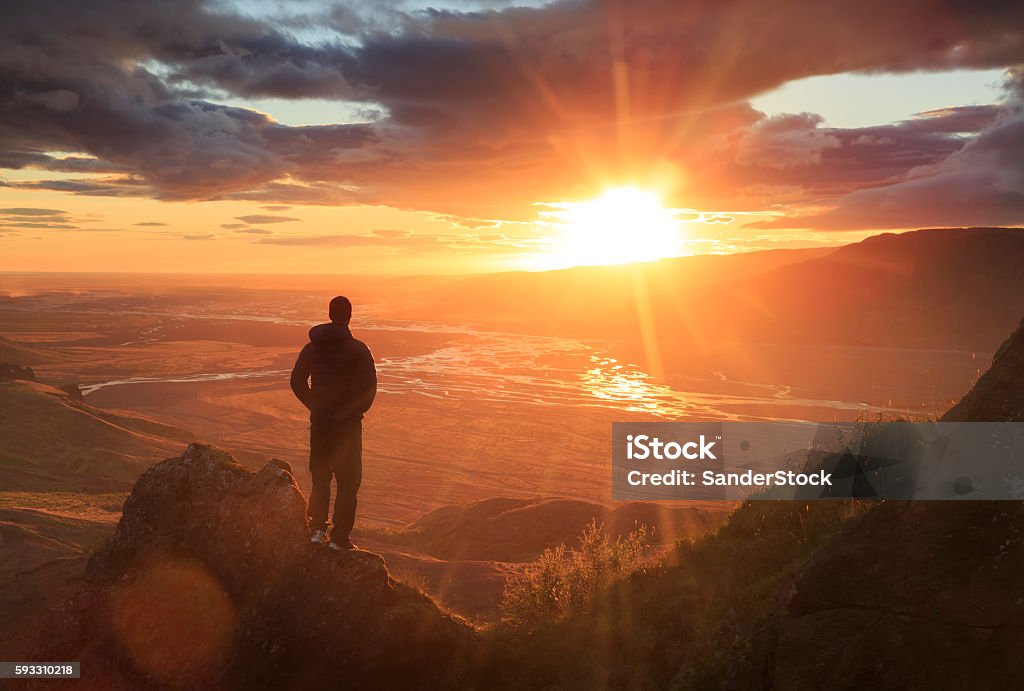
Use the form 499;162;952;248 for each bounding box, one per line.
329;295;352;324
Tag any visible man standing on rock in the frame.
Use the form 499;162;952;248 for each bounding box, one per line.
290;296;377;550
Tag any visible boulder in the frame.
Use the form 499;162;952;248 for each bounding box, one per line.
59;382;85;401
0;362;37;383
31;444;472;689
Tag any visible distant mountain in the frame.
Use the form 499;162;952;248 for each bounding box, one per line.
696;227;1024;350
421;246;834;335
421;227;1024;352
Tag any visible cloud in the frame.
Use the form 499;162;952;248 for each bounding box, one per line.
133;221;168;226
256;232;430;247
747;74;1024;230
735;114;841;169
235;227;273;235
0;0;1022;229
235;214;302;224
0;220;79;230
0;206;78;229
0;207;67;216
776;111;1024;229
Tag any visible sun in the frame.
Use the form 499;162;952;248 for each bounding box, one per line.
536;186;685;269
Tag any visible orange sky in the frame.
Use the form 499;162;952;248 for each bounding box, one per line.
1;1;1021;274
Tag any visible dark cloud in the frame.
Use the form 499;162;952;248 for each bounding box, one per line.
0;220;79;230
735;114;841;169
770;109;1024;229
235;214;302;224
0;206;77;230
133;221;168;226
235;227;273;235
0;0;1022;228
5;178;149;197
0;207;66;216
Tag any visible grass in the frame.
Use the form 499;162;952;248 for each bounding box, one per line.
499;520;654;631
0;491;128;517
477;499;872;689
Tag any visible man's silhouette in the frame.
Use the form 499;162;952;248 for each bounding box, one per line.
290;296;377;550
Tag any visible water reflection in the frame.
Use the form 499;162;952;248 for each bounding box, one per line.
581;356;690;416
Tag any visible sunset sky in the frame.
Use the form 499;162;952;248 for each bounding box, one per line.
1;0;1022;274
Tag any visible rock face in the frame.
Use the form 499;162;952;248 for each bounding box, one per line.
31;444;471;689
943;317;1024;422
59;382;85;401
772;320;1024;689
0;362;37;383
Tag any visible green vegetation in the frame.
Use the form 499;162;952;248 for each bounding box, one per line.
500;520;653;630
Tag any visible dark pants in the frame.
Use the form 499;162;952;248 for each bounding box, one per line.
307;418;362;540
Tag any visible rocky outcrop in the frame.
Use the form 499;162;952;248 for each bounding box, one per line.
772;320;1024;689
943;317;1024;423
0;362;36;383
30;444;472;689
59;382;84;401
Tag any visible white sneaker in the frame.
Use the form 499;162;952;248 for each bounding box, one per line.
310;529;327;545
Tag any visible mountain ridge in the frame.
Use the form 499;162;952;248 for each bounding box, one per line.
418;227;1024;351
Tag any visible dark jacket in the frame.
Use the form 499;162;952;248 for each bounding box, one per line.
290;322;377;423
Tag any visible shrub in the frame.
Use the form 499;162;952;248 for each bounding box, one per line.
500;520;653;630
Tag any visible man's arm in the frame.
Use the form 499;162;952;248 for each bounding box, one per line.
332;344;377;421
355;344;377;415
290;345;314;410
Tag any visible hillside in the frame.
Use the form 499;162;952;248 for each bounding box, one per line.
0;380;194;657
366;496;727;562
359;497;728;622
0;336;54;365
0;380;192;493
